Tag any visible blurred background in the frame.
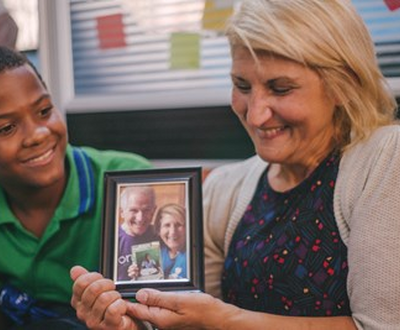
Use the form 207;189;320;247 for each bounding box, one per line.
2;0;38;64
1;0;400;166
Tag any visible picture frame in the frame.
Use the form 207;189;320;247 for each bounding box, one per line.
100;167;204;298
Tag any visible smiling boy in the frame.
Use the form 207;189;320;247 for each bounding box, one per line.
0;46;151;329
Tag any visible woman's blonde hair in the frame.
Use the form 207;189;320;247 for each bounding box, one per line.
153;203;186;234
226;0;398;150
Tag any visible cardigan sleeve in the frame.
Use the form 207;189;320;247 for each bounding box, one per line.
334;125;400;330
202;156;267;299
202;161;245;299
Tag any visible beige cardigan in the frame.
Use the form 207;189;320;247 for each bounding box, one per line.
203;125;400;330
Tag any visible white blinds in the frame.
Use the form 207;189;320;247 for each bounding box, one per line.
352;0;400;77
69;0;233;112
66;0;399;113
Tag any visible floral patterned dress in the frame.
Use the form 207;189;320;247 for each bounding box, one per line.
221;152;351;316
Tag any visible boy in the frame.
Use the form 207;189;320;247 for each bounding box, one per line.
0;46;151;329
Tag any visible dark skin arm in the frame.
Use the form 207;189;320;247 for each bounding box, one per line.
71;266;146;330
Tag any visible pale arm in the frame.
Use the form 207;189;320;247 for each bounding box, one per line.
128;288;357;330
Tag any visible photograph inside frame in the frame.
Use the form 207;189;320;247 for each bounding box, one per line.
115;181;190;284
100;167;204;297
131;241;163;281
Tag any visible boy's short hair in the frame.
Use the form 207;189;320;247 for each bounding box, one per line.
0;46;47;89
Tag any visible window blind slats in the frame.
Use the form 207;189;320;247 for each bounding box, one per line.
68;0;399;112
75;79;230;95
70;0;232;102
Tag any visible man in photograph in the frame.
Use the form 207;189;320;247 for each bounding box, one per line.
117;185;158;281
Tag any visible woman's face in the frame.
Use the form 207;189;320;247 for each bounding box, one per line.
230;47;337;167
159;213;185;253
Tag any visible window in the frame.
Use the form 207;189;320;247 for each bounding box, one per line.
39;0;237;113
38;0;400;115
352;0;400;81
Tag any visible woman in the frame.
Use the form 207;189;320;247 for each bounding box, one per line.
70;0;400;329
154;203;187;279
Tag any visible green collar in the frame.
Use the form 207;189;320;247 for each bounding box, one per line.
0;145;95;226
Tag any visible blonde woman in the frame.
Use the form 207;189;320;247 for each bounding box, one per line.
71;1;400;329
154;203;187;280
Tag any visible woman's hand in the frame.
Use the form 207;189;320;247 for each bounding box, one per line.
70;266;142;330
71;270;357;330
128;288;358;330
127;288;238;330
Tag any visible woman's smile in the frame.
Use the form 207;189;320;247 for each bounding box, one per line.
256;125;289;139
231;47;337;168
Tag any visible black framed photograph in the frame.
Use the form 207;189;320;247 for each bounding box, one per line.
100;167;204;298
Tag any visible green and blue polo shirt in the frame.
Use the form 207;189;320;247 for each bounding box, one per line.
0;145;151;304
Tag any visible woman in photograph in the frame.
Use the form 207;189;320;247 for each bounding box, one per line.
154;203;187;280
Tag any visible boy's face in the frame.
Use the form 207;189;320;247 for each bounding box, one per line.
0;65;68;190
